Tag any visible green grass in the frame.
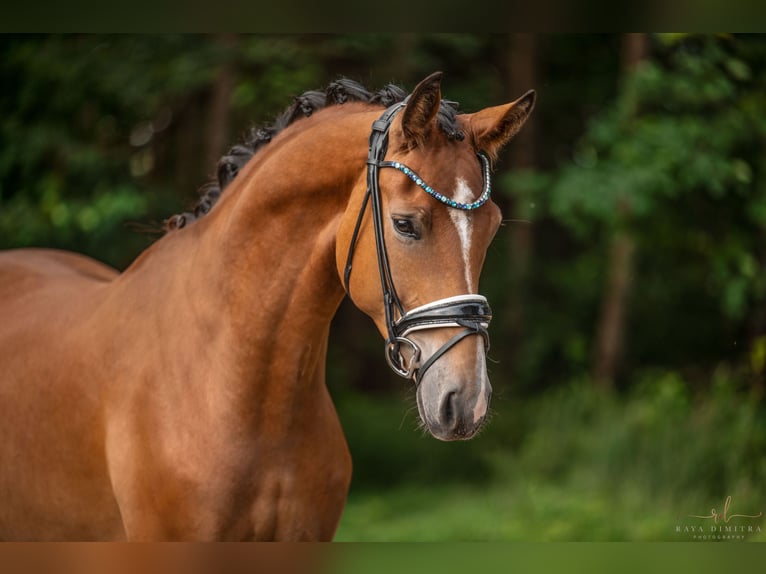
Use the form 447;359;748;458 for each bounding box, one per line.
337;480;680;541
332;375;766;541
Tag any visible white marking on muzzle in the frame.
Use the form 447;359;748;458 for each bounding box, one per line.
449;178;474;292
472;337;489;423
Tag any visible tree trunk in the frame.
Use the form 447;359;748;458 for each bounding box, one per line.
205;34;238;175
502;34;539;359
592;33;648;389
593;229;636;386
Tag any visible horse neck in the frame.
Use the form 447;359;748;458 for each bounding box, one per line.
116;108;372;417
209;109;371;345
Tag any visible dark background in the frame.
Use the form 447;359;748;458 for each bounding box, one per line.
1;34;764;540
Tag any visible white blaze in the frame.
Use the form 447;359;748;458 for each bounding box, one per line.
449;178;474;293
449;178;489;424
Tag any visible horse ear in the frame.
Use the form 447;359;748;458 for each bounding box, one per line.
401;71;443;146
470;89;536;160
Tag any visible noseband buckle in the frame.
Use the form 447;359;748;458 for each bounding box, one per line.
385;337;421;379
387;294;492;384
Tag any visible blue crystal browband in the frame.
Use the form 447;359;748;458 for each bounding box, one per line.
379;152;492;211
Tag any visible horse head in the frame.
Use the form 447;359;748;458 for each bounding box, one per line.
338;72;535;441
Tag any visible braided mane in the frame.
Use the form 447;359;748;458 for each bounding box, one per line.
165;78;463;231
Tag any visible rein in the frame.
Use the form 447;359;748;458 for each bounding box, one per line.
343;99;493;385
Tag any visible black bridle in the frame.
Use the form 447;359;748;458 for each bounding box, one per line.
343;99;493;385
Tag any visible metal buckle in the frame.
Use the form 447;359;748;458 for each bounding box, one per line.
385;337;421;379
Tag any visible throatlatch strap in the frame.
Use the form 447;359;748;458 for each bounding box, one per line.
343;189;370;294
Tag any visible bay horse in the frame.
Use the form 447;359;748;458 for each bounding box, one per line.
0;72;535;540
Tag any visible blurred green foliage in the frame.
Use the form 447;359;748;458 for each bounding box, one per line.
499;34;766;392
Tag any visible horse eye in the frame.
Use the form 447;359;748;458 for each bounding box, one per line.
392;218;419;239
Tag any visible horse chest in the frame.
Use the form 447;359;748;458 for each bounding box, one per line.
108;392;352;541
207;428;352;541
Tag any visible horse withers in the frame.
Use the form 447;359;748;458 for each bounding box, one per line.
0;72;534;540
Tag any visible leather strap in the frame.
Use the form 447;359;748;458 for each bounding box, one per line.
415;322;486;385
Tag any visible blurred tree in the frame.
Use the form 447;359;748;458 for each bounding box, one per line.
0;35;328;268
205;34;239;172
498;34;540;370
593;33;649;388
549;34;766;392
496;35;620;393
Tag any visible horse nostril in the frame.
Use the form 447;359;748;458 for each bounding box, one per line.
440;391;458;430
